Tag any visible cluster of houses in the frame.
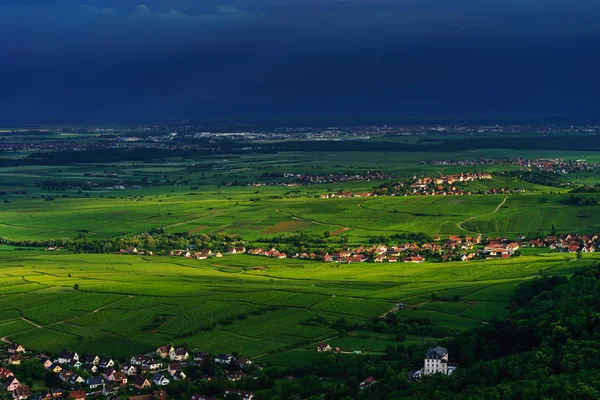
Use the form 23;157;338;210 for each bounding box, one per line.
424;157;600;174
248;171;393;188
246;236;521;264
372;172;498;197
117;234;596;268
528;233;598;253
168;249;224;259
1;344;255;400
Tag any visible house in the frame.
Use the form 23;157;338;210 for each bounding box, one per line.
236;356;251;368
0;367;15;379
156;345;172;358
121;364;138;376
86;376;105;389
134;377;151;390
99;358;115;369
108;371;128;386
172;370;187;381
42;359;54;369
8;344;26;354
9;353;23;365
359;376;376;390
403;256;424;263
69;375;85;386
103;368;116;379
423;346;449;375
227;370;246;381
49;364;62;374
85;355;100;365
143;360;163;371
130;355;149;365
215;353;234;365
193;352;207;364
58;351;79;365
224;390;254;400
13;385;31;400
102;384;116;396
168;363;182;374
51;388;63;398
169;346;189;361
84;364;98;374
68;391;86;400
58;370;75;383
317;343;332;352
152;373;170;386
6;377;22;392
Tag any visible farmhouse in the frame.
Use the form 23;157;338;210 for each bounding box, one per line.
317;343;332;352
359;376;376;390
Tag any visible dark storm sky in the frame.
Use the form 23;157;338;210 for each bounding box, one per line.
1;0;600;123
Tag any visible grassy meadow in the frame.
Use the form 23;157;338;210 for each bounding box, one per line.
1;137;600;361
0;250;597;360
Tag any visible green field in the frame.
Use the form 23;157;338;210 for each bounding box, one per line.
1;132;600;362
0;250;596;358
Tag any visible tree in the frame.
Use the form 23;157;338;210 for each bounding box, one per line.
550;224;557;236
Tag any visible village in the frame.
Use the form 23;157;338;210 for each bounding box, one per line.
118;232;598;266
245;171;394;188
423;157;600;174
1;340;459;400
0;343;259;400
317;172;516;198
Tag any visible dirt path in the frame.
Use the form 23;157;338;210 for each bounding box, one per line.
91;295;133;313
276;210;345;228
458;196;508;233
0;221;97;235
21;317;42;329
0;336;13;344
